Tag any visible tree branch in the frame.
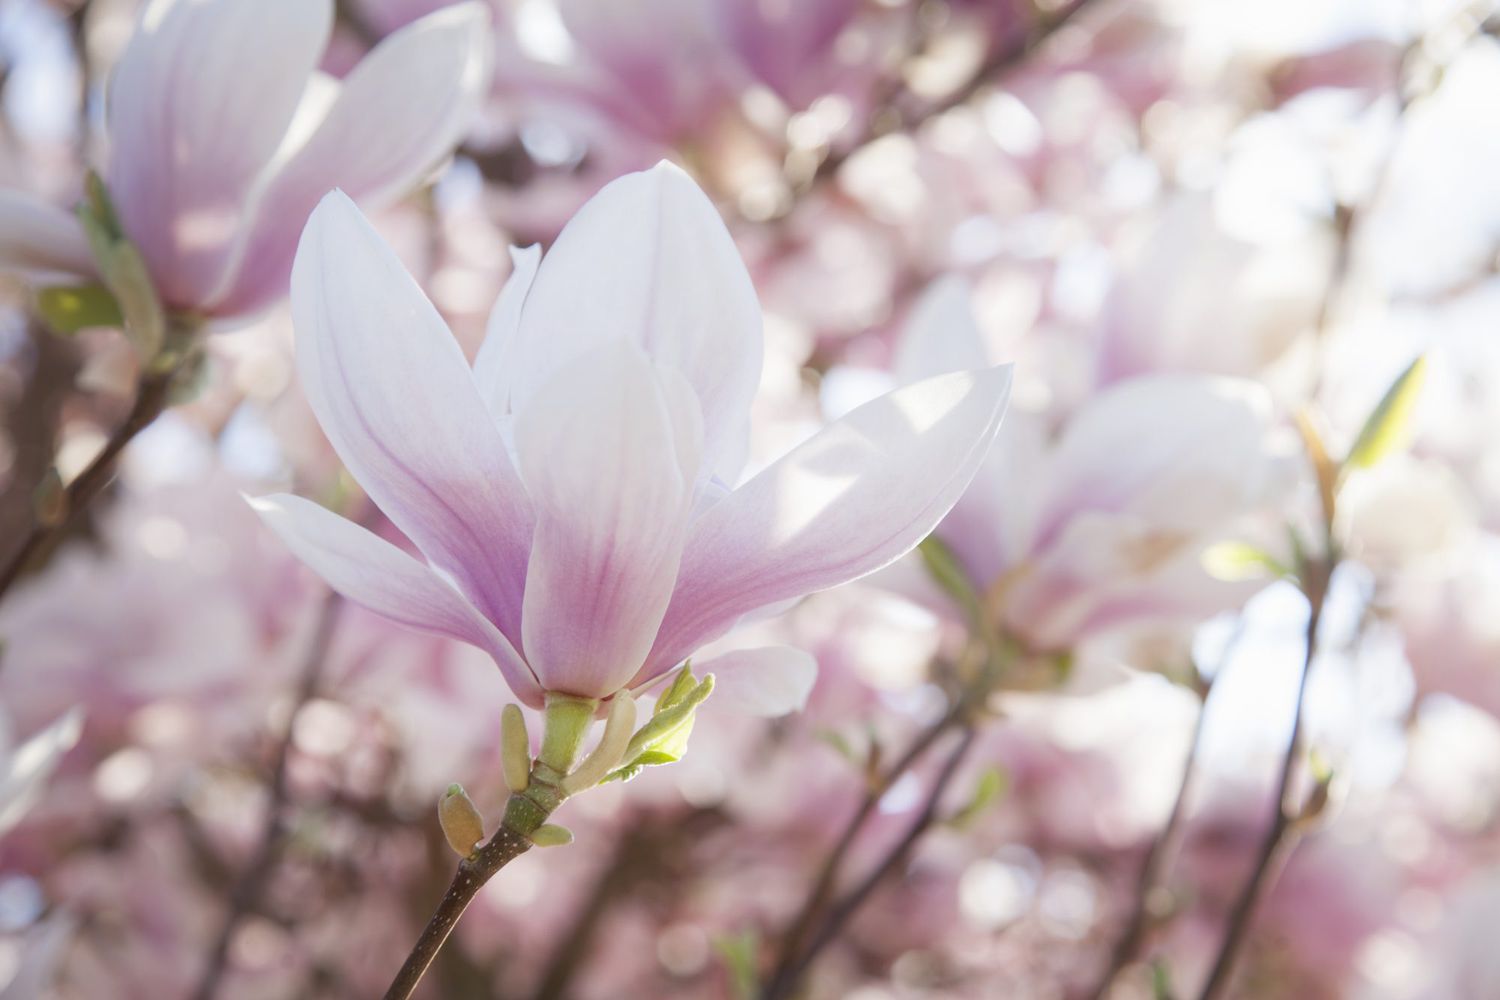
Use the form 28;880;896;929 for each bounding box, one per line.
189;591;346;1000
809;0;1104;187
0;360;178;603
1193;563;1330;1000
761;688;975;998
761;727;976;1000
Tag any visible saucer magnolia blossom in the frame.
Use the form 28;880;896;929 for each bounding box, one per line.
892;278;1279;652
0;0;491;319
253;164;1013;713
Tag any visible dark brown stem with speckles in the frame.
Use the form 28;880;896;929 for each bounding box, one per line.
0;364;175;602
381;822;535;1000
383;770;568;1000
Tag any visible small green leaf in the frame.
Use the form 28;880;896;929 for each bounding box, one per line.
76;170;166;361
602;749;680;784
623;672;714;762
35;284;123;335
1201;541;1289;582
815;727;858;764
919;535;982;625
656;661;698;714
947;766;1008;830
604;672;716;783
1346;356;1427;471
1150;958;1176;1000
715;929;761;1000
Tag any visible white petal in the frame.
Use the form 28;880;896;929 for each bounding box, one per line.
0;707;82;836
692;646;817;717
514;342;695;697
509;162;762;480
644;364;1014;677
249;493;542;705
0;192;95;279
106;0;332;308
289;191;533;639
893;275;991;384
209;2;494;315
474;244;541;415
1036;374;1274;543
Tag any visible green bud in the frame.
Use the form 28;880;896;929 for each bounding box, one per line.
34;284;123;336
500;704;530;793
438;783;485;859
1346;356;1427;471
530;823;573;847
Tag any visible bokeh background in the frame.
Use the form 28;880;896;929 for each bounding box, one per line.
1;0;1498;998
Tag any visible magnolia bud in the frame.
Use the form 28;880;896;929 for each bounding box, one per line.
531;823;573;848
438;783;485;859
500;704;530;793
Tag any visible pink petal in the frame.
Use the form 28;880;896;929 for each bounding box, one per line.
507;161;762;480
249;494;542;706
107;0;331;309
0;192;95;279
473;244;541;416
689;646;818;717
643;364;1014;679
514;341;698;698
290;190;533;639
208;2;493;316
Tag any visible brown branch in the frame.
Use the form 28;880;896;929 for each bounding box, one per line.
0;324;77;553
1083;684;1211;999
382;818;537;1000
809;0;1104;187
0;361;176;602
761;727;977;1000
189;591;345;1000
1193;561;1331;1000
529;806;724;1000
761;690;974;998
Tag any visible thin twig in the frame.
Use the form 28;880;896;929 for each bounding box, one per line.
809;0;1104;187
188;591;346;1000
1193;563;1330;1000
529;806;724;1000
762;727;977;1000
1084;686;1211;1000
0;364;176;602
761;689;975;998
382;820;536;1000
1085;620;1251;999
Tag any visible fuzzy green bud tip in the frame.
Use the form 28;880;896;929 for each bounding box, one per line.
438;784;485;858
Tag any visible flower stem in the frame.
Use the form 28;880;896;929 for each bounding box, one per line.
0;359;178;603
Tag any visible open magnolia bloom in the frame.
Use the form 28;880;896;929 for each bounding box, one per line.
0;0;491;320
253;163;1013;714
891;278;1282;655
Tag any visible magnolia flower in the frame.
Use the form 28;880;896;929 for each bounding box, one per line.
0;0;491;320
253;163;1012;714
880;277;1281;653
